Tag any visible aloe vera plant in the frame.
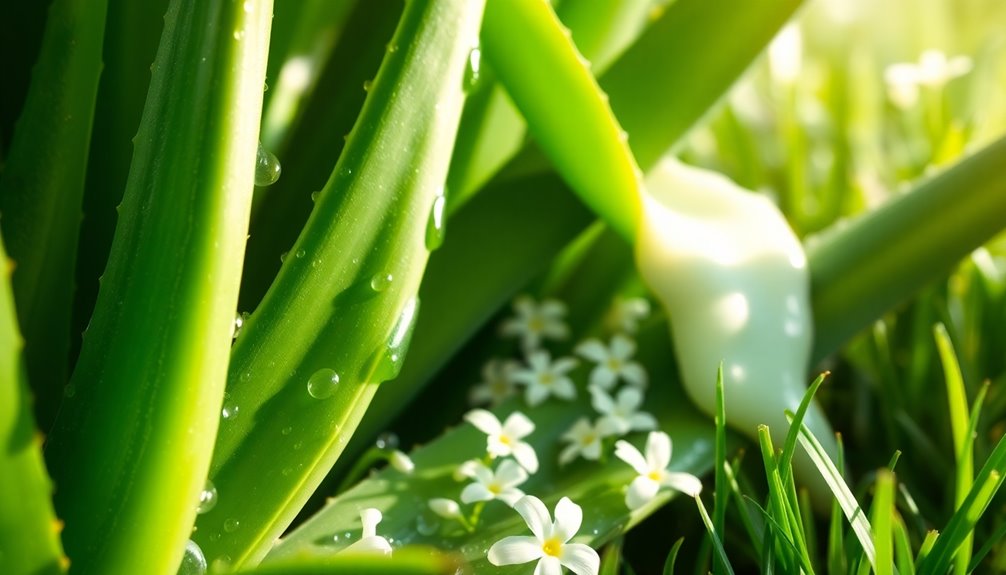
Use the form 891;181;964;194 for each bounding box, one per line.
3;0;1006;573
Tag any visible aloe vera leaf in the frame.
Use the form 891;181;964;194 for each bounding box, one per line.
346;0;801;476
42;0;273;572
556;0;661;74
0;2;48;149
0;0;108;430
195;1;486;568
267;322;717;571
481;0;643;241
239;1;403;310
237;550;462;575
73;0;169;404
259;0;356;153
808;135;1006;360
0;237;66;575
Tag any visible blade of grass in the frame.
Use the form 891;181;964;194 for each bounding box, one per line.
42;0;273;572
237;549;462;575
894;517;916;575
796;420;877;570
481;0;643;241
871;470;896;575
713;362;729;569
0;236;66;574
696;496;737;575
195;1;486;568
0;0;108;429
664;538;685;575
933;323;975;575
967;519;1006;572
599;536;624;575
779;372;829;487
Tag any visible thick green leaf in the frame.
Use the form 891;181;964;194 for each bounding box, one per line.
0;237;65;575
482;0;642;240
195;1;486;568
43;0;273;572
809;135;1006;359
0;0;108;430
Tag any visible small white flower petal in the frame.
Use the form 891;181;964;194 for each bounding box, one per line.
541;322;569;340
559;442;581;466
552;497;583;543
540;299;567;317
610;334;635;359
562;418;592;442
614;440;649;475
645;431;672;471
513;495;551;540
616;387;644;411
621;363;648;388
560;543;601;575
460;482;495;504
535;556;564;575
627;412;658;432
498;487;526;507
526;384;550;407
526;350;551;370
596;417;623;437
502;411;536;439
454;459;481;481
488;535;544;566
589;367;617;390
428;498;462;519
512;441;540;474
575;339;609;362
389;450;414;474
464;409;502;435
496;459;529;487
552;378;577;400
551;357;579;374
589;385;615;414
580;438;603;461
625;475;661;510
662;471;703;496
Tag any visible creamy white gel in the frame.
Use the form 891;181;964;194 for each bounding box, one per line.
636;158;837;487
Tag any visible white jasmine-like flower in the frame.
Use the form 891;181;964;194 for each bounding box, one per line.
500;295;569;351
488;495;600;575
605;297;650;334
460;459;528;507
468;358;520;407
558;418;610;465
343;508;392;555
884;49;972;108
428;498;463;520
454;458;482;481
512;350;578;406
464;409;539;473
388;450;414;474
575;334;647;390
614;431;702;510
590;385;657;436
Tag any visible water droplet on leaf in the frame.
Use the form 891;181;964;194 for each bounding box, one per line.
307;368;340;399
177;540;206;575
375;432;399;451
425;194;447;251
370;273;393;292
223;518;241;533
463;47;481;90
255;142;281;186
197;480;218;514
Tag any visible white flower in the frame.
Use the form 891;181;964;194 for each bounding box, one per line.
460;459;528;507
464;409;539;473
589;385;657;436
512;351;578;406
488;495;600;575
500;295;569;351
605;297;650;334
614;432;702;510
558;418;610;465
388;450;414;474
575;334;646;390
343;508;392;555
454;458;482;481
468;358;520;407
884;50;972;108
428;498;463;520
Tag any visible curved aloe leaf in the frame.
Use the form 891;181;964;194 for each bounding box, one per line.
808;135;1006;359
348;0;804;472
74;0;169;377
482;0;643;241
267;321;717;572
0;0;108;429
43;0;273;572
195;0;486;568
238;550;462;575
0;237;65;575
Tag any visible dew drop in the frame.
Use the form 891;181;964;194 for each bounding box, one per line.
310;191;319;202
463;46;481;90
370;273;393;292
295;249;306;259
425;194;447;251
375;432;399;451
223;518;241;533
177;540;207;575
281;467;292;476
307;368;340;399
197;480;218;514
232;30;244;41
279;251;288;263
255;142;282;186
367;297;419;382
386;42;398;53
281;426;293;436
231;312;248;340
362;79;373;92
221;395;239;421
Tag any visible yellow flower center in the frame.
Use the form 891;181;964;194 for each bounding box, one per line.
647;470;663;482
580;433;597;446
542;538;562;557
540;373;555;385
490;379;509;394
499;434;512;446
488;483;502;495
607;358;623;371
529;317;545;332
